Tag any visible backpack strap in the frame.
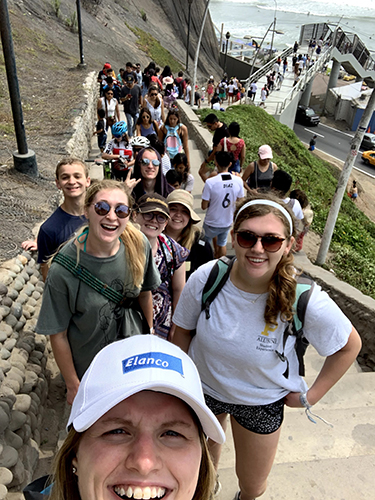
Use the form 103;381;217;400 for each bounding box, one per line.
53;253;136;308
201;256;235;319
275;275;315;378
158;234;176;284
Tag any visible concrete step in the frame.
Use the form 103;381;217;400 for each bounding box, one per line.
217;369;375;499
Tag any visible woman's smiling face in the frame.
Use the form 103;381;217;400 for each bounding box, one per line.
72;391;202;500
232;212;294;287
86;188;130;247
140;151;160;181
167;204;190;235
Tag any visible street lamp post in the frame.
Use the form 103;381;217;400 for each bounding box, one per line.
76;0;86;68
224;31;231;73
0;0;38;177
269;0;277;60
186;0;193;71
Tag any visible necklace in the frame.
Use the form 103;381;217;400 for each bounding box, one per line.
235;286;267;304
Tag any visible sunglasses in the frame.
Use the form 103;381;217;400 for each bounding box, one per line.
94;201;131;219
235;231;285;252
150;93;158;97
142;212;168;224
141;159;160;167
106;92;113;95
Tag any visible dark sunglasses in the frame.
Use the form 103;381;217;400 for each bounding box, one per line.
150;93;158;97
142;212;168;224
141;159;160;167
235;231;285;252
94;201;131;219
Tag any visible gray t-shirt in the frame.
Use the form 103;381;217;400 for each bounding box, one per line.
36;236;161;379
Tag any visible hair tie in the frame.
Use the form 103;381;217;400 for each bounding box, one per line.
235;200;293;234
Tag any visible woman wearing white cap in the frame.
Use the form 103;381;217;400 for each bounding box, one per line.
164;190;213;280
24;335;225;500
172;192;361;500
242;145;278;192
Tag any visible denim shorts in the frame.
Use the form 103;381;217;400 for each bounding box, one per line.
203;222;231;247
205;394;284;435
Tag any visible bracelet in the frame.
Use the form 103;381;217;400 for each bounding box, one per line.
299;392;311;409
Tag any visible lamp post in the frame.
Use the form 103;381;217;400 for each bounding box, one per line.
224;31;231;73
0;0;38;177
269;0;277;60
186;0;193;71
76;0;86;67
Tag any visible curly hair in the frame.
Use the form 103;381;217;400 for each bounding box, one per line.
233;191;297;325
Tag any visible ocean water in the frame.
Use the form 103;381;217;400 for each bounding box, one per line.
209;0;375;53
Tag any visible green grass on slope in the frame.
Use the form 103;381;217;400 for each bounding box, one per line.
197;106;375;298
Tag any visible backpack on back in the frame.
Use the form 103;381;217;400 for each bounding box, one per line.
201;256;315;378
164;124;183;159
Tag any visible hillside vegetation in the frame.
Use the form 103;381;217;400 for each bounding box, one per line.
198;106;375;299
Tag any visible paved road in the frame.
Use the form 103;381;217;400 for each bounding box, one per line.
293;122;375;178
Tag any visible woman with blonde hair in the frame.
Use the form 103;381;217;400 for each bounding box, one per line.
36;180;161;404
173;191;361;499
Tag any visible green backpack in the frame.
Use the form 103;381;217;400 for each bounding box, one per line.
201;256;315;378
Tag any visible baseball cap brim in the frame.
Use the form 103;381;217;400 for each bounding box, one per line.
69;380;225;444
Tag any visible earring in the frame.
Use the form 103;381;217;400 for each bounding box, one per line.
72;466;77;474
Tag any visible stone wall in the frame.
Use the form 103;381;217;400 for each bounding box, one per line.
0;254;49;496
65;71;98;160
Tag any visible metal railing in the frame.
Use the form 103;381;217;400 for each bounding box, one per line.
241;47;293;87
275;47;333;115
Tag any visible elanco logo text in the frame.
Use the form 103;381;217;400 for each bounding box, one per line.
122;352;184;376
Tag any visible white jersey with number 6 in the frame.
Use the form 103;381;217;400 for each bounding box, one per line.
202;172;244;227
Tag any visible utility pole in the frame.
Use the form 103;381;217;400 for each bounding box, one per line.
192;0;211;107
0;0;38;177
186;0;193;71
76;0;86;68
316;87;375;265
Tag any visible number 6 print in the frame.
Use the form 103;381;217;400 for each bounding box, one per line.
222;193;230;208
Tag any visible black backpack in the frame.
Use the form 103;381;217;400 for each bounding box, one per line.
201;256;315;378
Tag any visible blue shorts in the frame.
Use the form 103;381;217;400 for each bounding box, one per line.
203;222;231;247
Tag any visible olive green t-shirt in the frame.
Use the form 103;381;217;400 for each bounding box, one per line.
36;236;160;379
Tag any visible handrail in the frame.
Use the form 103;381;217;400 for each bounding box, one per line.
242;47;293;86
275;47;332;115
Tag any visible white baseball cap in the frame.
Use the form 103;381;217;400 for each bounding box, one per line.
68;335;225;444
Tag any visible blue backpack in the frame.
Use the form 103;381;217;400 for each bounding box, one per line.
164;124;183;159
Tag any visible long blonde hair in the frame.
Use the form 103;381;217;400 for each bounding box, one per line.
50;419;215;500
233;192;297;325
81;179;146;289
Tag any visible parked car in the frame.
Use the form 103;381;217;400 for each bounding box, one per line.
361;150;375;166
295;105;320;126
360;133;375;151
343;73;356;81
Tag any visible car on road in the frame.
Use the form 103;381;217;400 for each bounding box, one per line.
361;150;375;166
295;105;320;126
360;133;375;151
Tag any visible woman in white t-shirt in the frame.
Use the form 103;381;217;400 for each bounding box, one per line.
172;191;361;500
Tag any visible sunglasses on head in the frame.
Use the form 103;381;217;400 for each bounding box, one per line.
142;212;168;224
235;231;285;252
94;201;131;219
141;159;160;167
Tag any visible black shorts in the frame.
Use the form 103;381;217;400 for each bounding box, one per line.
205;394;284;435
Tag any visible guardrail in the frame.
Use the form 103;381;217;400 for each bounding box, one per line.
241;47;293;87
275;47;332;115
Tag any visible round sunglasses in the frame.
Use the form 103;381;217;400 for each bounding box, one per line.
94;201;131;219
235;231;285;252
142;212;168;224
141;159;160;167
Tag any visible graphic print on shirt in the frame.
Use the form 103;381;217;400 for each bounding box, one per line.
257;322;278;352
